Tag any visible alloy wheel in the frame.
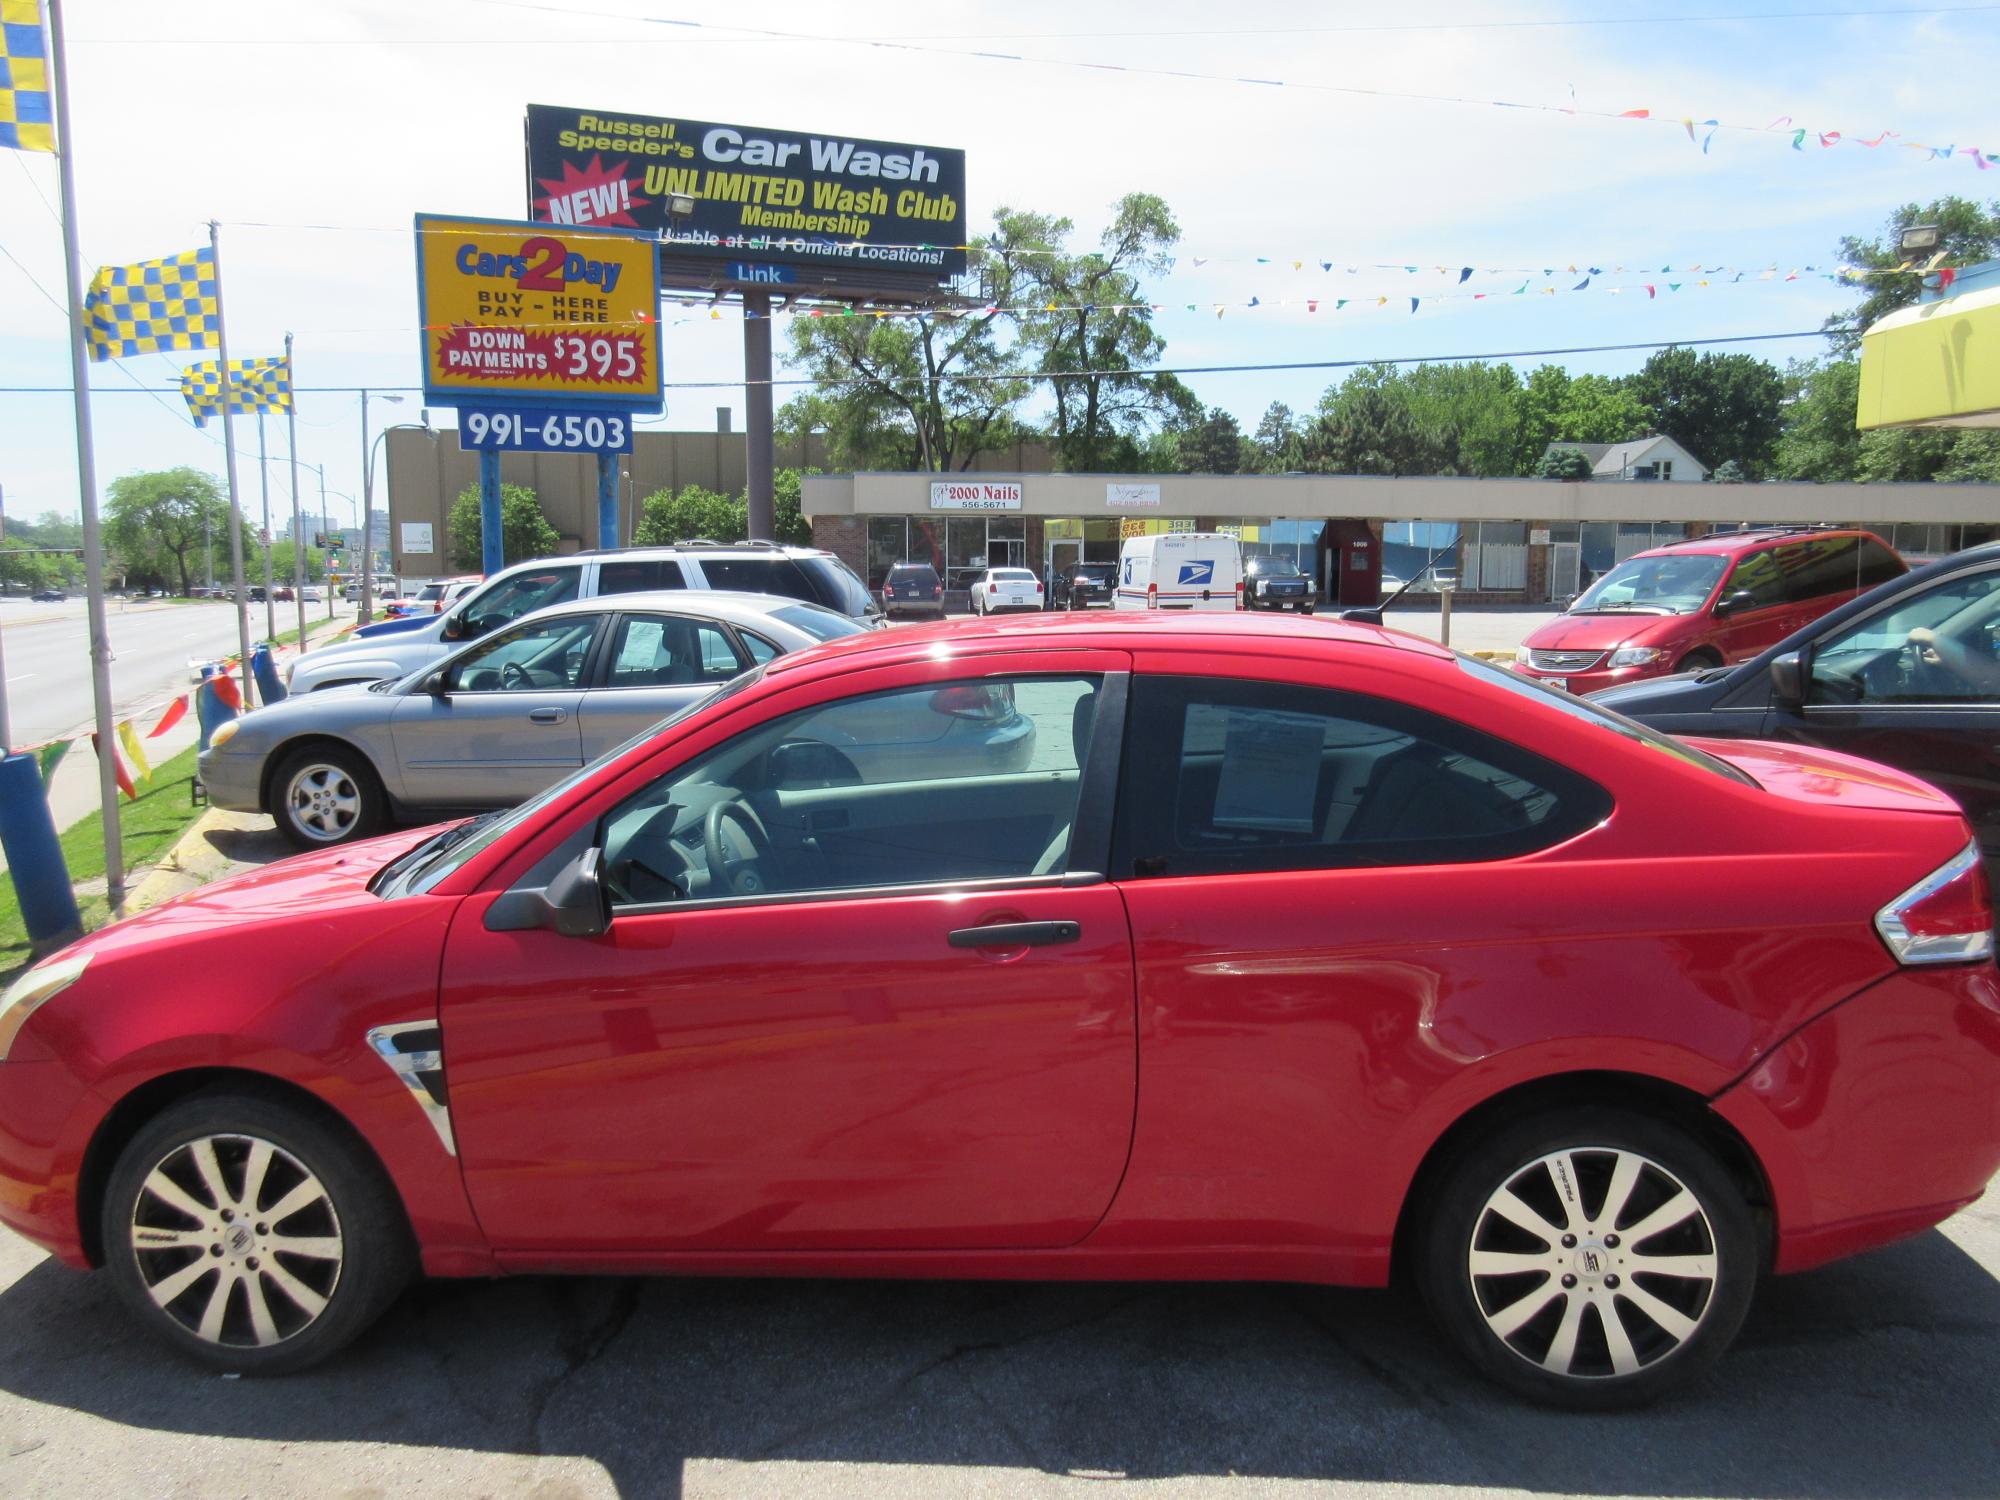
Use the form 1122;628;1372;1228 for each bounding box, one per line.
1465;1146;1719;1380
285;763;360;842
128;1133;345;1349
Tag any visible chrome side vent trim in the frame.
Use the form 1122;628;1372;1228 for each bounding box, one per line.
366;1021;456;1156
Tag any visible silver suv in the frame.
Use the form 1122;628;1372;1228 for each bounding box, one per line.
290;542;879;693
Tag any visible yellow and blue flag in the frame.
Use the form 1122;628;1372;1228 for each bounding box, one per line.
84;246;219;362
0;0;53;154
180;355;292;426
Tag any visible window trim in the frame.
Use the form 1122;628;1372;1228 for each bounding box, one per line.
590;610;751;691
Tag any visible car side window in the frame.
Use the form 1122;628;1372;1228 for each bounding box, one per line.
1808;570;2000;705
598;559;687;595
699;557;819;602
1781;536;1858;603
603;615;745;688
1110;676;1609;878
446;615;601;693
598;675;1102;907
1723;549;1789;610
739;631;782;666
461;567;582;636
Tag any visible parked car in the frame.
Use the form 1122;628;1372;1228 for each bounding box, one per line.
30;588;66;602
414;575;482;613
204;592;871;849
300;586;321;603
1114;531;1243;611
879;562;945;620
1596;540;2000;867
272;586;295;602
1052;562;1116;611
291;543;881;694
1242;554;1317;613
968;567;1043;615
15;611;2000;1404
1512;528;1905;695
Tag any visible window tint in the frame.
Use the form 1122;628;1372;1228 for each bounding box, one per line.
700;556;819;603
1780;535;1859;602
1722;549;1789;610
739;631;782;666
1857;538;1905;589
460;567;581;635
603;614;745;688
446;615;600;692
800;556;874;615
598;676;1100;906
1111;676;1610;878
598;558;688;595
1808;568;2000;705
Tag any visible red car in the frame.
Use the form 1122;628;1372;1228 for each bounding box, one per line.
1513;528;1905;696
2;612;1996;1407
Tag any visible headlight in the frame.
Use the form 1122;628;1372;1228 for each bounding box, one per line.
1514;646;1531;665
0;950;91;1061
1608;646;1669;668
207;719;241;750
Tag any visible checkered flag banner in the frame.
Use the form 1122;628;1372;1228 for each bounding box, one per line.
0;0;53;153
83;246;219;362
180;355;292;426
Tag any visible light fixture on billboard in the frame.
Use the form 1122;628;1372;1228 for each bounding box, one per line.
667;193;697;219
1899;223;1943;255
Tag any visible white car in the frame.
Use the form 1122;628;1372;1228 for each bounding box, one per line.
969;567;1043;615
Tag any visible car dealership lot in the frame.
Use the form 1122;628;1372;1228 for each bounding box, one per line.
2;1202;1999;1498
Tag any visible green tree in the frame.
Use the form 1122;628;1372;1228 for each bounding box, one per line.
631;484;746;547
770;467;815;547
1397;362;1523;477
1513;365;1651;472
1176;407;1248;474
104;467;241;596
1305;372;1461;476
0;539;63;593
1536;446;1594;480
1003;194;1184;470
1247;402;1303;473
1774;358;1864;481
1825;195;2000;355
1710;458;1747;483
447;483;559;571
268;541;326;583
1630;346;1785;478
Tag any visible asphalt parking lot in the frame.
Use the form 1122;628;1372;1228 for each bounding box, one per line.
2;1197;1997;1498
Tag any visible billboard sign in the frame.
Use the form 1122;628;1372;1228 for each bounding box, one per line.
415;213;663;411
525;104;966;281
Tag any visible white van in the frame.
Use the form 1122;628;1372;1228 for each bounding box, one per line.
1113;532;1244;612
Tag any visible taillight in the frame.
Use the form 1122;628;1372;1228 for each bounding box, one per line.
1236;578;1246;611
1876;841;1995;965
933;585;942;597
1146;583;1158;610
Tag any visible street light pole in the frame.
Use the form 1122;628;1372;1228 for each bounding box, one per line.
357;390;403;624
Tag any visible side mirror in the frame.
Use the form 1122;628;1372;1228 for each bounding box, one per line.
420;670;448;696
1769;649;1807;706
1560;593;1578;611
1714;589;1758;616
541;847;610;937
440;614;466;641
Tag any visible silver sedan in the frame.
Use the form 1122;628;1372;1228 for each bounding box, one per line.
201;591;866;848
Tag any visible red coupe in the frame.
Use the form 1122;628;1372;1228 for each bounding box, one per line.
2;612;1996;1407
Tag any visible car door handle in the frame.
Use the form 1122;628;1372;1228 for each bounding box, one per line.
528;707;567;724
947;920;1081;949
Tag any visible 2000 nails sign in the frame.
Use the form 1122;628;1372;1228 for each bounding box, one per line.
414;213;664;411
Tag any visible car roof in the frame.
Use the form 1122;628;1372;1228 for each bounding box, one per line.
511;588;840;628
1629;527;1887;562
760;608;1451;679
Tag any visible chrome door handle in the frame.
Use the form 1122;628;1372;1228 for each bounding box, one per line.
528;707;567;724
948;920;1081;949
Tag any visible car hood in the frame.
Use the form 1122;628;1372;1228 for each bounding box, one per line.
221;682;390;741
1590;669;1727;714
1684;736;1963;818
1525;613;1688;651
297;623;444;666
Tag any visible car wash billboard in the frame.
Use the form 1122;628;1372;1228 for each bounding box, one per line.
525;104;966;280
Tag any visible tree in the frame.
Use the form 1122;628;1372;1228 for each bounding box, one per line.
1536;446;1594;480
1304;373;1462;476
1774;358;1864;481
104;467;241;596
1396;362;1523;477
770;468;815;547
1710;459;1747;484
1513;365;1651;472
631;484;745;547
1825;195;2000;355
1177;407;1248;474
1003;194;1184;470
1629;346;1785;478
447;483;559;571
268;541;326;583
1247;402;1303;473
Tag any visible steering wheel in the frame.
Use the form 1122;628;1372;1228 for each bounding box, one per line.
704;796;776;896
500;660;531;689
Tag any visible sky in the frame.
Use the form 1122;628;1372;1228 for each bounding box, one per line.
3;0;1996;525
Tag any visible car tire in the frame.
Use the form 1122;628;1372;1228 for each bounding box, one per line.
1678;649;1724;672
102;1091;415;1375
1415;1107;1756;1410
271;744;387;850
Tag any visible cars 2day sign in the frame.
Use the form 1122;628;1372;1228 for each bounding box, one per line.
415;214;663;411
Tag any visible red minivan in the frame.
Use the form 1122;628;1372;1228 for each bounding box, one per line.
1514;528;1905;695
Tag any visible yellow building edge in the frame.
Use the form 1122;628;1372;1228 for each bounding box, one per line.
1857;282;2000;431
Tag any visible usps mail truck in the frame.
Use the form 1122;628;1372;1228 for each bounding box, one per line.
1113;532;1244;612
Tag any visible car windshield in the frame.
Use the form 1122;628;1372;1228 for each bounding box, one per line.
1249;558;1302;576
768;602;867;641
1456;654;1757;786
1570;553;1727;615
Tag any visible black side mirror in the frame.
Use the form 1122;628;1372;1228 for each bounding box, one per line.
1560;593;1578;611
440;614;465;641
1769;649;1807;706
542;847;610;937
420;670;448;696
1714;589;1758;616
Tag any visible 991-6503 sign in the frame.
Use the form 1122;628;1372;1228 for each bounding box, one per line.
458;408;636;454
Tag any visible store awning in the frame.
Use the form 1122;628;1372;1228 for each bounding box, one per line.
1857;282;2000;430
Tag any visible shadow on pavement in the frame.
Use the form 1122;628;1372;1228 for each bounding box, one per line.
2;1223;1998;1497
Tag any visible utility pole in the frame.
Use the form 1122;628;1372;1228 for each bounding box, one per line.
286;332;306;644
208;220;255;708
257;411;275;640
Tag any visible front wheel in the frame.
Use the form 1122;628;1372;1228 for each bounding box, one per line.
1415;1108;1756;1408
272;744;387;849
102;1092;414;1374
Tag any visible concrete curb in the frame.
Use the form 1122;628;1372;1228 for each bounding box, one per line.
124;806;270;915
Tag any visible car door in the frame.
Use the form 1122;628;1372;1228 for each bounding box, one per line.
575;611;752;761
389;612;602;808
1763;562;2000;859
437;653;1139;1254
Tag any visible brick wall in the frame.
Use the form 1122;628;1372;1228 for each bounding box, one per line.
813;515;868;580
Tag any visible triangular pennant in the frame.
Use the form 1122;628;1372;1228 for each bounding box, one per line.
148;695;190;738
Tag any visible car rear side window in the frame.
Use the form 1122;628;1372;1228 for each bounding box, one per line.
1723;549;1790;610
598;559;688;595
604;614;745;688
799;556;874;615
700;556;820;603
1112;676;1610;878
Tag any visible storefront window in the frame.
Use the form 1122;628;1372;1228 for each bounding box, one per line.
1465;521;1528;592
1382;521;1460;592
866;517;907;591
947;516;991;591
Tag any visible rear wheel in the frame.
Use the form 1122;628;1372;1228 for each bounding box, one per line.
102;1092;414;1375
1416;1108;1755;1408
272;744;387;849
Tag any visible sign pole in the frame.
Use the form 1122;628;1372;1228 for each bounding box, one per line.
595;452;619;549
209;221;256;709
479;449;503;574
45;0;124;908
257;411;275;640
358;388;374;624
285;333;306;644
744;290;774;542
